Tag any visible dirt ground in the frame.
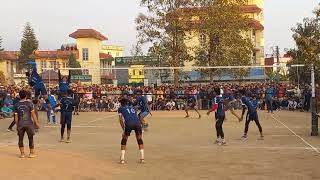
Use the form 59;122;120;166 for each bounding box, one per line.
0;110;319;180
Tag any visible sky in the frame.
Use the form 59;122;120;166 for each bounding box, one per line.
0;0;319;55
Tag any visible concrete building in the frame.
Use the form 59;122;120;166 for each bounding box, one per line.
0;29;124;85
265;54;293;76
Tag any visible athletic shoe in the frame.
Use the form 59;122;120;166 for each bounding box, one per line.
198;115;201;119
241;135;248;140
120;159;125;164
7;129;14;132
47;122;51;125
28;153;37;158
218;139;226;146
139;159;145;164
60;139;65;143
66;139;72;143
185;115;190;118
214;139;220;144
19;154;26;158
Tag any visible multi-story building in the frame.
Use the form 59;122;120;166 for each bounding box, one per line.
180;0;265;68
0;29;124;85
265;54;292;76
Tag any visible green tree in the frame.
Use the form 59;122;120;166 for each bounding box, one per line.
136;0;194;85
19;22;39;69
68;53;82;76
288;5;320;84
0;36;4;51
193;0;253;82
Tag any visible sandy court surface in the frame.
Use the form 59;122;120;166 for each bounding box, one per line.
0;110;319;180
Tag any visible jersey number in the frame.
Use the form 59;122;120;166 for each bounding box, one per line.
126;108;136;114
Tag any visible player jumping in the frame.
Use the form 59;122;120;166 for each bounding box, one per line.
239;89;264;140
14;90;41;158
207;87;226;145
26;62;49;102
118;98;145;164
58;69;71;99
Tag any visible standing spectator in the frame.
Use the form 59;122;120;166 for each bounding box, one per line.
265;84;274;113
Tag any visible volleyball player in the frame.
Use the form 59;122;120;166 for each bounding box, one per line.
118;98;145;164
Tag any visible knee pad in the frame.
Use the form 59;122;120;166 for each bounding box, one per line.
121;137;128;145
137;138;143;145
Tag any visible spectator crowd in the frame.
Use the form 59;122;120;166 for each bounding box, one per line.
0;82;318;117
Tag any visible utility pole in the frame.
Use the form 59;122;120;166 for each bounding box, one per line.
276;46;280;84
311;64;318;136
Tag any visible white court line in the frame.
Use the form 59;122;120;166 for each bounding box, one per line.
86;114;117;124
44;125;106;128
271;115;320;154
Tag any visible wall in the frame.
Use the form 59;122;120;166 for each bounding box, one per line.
76;38;102;84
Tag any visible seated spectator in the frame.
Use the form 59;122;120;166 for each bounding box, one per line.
166;100;176;111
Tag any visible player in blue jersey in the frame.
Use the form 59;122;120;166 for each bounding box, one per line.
207;87;226;145
185;91;201;119
56;90;75;143
239;90;264;140
118;98;145;164
58;69;71;99
223;89;242;121
26;62;48;100
136;90;151;130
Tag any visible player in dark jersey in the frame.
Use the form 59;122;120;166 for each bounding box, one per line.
136;90;151;130
58;69;71;100
118;98;145;164
207;87;226;145
56;90;75;143
239;90;264;140
14;90;41;158
26;62;48;100
185;92;201;119
223;90;242;122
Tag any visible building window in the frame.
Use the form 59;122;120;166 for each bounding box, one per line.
116;52;119;56
41;61;47;69
82;69;89;75
82;48;89;61
199;33;207;47
253;52;257;64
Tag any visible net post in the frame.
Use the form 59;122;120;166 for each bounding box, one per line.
311;64;318;136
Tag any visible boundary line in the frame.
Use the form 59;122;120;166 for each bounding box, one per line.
271;115;320;154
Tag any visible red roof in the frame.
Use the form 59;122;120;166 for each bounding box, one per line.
30;50;79;59
250;19;264;30
69;29;108;41
99;53;113;60
241;5;262;14
0;51;19;60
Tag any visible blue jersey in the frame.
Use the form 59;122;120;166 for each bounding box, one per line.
48;95;57;107
137;96;149;112
265;88;274;100
60;96;75;112
118;106;141;126
187;96;196;104
214;95;225;118
59;81;70;93
241;96;258;114
29;67;44;88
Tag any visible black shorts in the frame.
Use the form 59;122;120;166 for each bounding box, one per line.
61;112;72;126
187;103;196;109
124;123;142;136
247;112;258;122
17;125;35;136
35;84;48;97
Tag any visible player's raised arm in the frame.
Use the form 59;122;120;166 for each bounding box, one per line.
58;69;62;81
